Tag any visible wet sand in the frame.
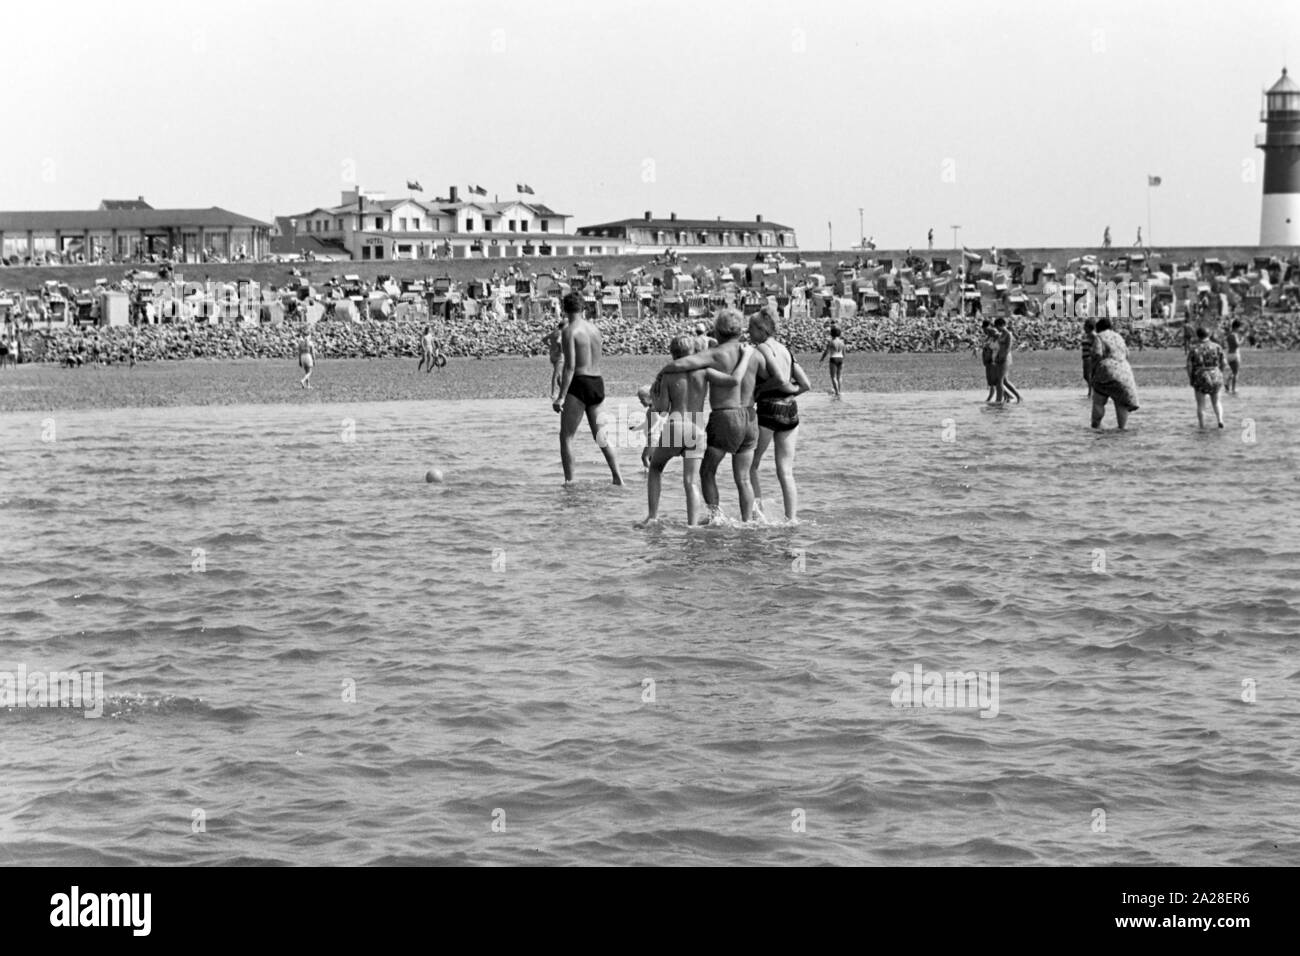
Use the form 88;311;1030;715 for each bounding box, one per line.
1;348;1296;412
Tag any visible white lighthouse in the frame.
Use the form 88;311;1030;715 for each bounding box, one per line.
1258;68;1300;246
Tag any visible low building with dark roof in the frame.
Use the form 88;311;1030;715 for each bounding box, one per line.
576;211;798;252
0;199;271;264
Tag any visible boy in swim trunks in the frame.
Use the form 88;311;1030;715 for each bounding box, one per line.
553;291;622;485
657;309;759;522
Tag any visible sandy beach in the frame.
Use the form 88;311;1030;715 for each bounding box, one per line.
2;347;1296;412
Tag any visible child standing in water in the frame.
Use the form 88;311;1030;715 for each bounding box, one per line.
1081;318;1097;398
630;384;660;469
819;325;845;397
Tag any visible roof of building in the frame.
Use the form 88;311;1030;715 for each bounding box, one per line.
324;198;570;219
1268;67;1300;95
270;218;350;257
578;217;794;233
0;207;270;231
99;198;153;211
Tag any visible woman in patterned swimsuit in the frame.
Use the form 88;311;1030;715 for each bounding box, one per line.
1089;317;1140;430
1186;326;1227;429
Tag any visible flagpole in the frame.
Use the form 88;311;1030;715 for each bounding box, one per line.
1146;182;1151;250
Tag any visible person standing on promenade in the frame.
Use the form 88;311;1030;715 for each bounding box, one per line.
553;291;622;485
1186;326;1227;429
1089;317;1139;429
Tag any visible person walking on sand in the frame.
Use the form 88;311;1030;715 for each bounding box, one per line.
553;291;622;485
1225;319;1244;394
992;317;1021;403
819;325;845;397
298;327;315;389
1186;326;1227;429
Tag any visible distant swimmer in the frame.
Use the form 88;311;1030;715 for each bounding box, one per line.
553;291;622;485
659;309;759;522
298;328;315;389
819;325;845;397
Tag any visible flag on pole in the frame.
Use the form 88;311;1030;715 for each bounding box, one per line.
1147;175;1162;187
470;185;488;197
522;184;535;195
406;180;423;191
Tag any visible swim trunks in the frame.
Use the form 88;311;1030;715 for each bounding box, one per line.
655;412;706;460
757;396;799;432
567;373;605;407
829;357;843;369
706;407;757;454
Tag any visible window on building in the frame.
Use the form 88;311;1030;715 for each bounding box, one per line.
484;220;493;232
520;221;529;233
374;217;383;230
337;218;343;230
399;218;407;231
412;218;421;230
541;221;549;233
508;220;516;232
466;218;474;231
362;247;371;260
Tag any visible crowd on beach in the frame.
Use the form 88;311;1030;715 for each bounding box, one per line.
15;304;1300;368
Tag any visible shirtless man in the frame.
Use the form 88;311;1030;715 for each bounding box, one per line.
417;326;435;372
553;291;622;485
658;309;760;522
641;335;755;525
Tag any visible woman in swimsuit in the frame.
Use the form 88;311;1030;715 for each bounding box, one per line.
298;329;315;389
1225;319;1243;394
1186;325;1227;429
1089;317;1140;430
748;310;811;521
819;325;845;397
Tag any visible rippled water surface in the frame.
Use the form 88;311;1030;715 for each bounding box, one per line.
2;385;1299;865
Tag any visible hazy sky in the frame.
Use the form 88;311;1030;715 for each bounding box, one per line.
3;0;1297;249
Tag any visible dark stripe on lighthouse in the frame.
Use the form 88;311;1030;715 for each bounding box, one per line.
1262;146;1300;194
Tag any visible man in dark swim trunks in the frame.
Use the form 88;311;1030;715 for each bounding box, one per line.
553;291;622;485
658;309;759;521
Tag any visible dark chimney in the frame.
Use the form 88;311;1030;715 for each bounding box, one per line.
138;195;144;202
670;212;677;222
644;211;652;221
450;186;459;203
756;214;763;223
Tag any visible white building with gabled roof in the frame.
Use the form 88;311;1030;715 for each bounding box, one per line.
283;185;621;260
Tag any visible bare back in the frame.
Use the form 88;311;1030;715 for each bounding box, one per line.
563;316;602;376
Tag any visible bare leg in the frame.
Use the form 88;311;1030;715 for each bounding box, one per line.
1212;389;1225;428
749;427;773;515
683;457;702;525
585;402;623;485
559;394;585;482
1195;391;1206;429
642;448;673;522
1091;394;1107;428
733;448;756;521
773;427;799;520
1115;403;1129;430
700;446;725;513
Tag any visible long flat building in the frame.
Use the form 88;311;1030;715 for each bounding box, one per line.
0;200;271;264
576;212;798;253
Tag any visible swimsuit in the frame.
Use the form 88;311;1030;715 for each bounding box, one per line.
754;351;799;432
655;412;706;460
706;407;757;454
567;373;605;407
